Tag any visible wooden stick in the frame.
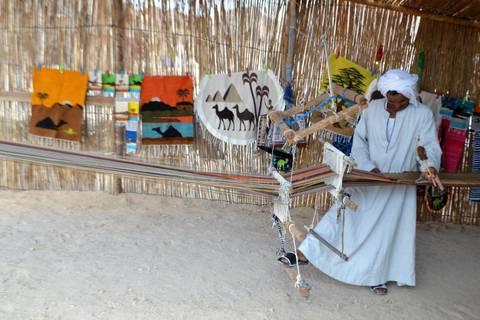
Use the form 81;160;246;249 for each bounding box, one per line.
304;225;349;261
285;221;304;242
268;85;367;145
284;266;310;300
414;137;437;187
347;0;480;29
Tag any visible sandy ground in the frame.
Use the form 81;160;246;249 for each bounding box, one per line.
0;190;479;320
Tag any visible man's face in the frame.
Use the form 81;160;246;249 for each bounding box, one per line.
386;93;410;113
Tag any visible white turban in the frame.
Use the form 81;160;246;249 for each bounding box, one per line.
377;69;418;107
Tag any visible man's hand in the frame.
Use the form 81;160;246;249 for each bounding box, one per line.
422;167;444;191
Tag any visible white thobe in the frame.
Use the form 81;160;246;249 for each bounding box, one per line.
299;98;442;286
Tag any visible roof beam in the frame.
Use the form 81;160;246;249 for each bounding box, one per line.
346;0;480;29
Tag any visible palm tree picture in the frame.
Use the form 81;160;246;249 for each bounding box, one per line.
36;92;49;106
176;88;190;101
323;67;367;111
255;85;270;126
242;71;259;124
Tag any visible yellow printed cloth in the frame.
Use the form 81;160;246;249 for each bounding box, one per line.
311;53;375;138
30;67;88;142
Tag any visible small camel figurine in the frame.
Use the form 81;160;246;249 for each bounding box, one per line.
212;104;235;131
232;105;255;131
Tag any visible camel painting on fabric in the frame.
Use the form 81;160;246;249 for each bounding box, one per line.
141;75;194;145
196;69;284;145
30;67;88;142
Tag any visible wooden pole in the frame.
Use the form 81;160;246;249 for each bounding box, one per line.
114;125;126;195
346;0;480;29
114;0;125;195
115;0;125;73
284;0;297;98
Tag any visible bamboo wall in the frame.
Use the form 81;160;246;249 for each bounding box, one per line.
0;0;478;224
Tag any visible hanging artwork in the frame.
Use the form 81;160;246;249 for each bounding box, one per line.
310;53;375;147
141;75;194;145
102;73;116;94
470;130;480;201
196;69;284;145
30;67;88;142
116;73;129;93
87;71;102;96
129;74;143;93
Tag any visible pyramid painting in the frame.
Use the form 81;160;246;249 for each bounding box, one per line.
195;70;284;145
30;67;88;142
141;75;194;145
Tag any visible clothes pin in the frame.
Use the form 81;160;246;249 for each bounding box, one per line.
94;68;97;77
370;69;376;77
228;69;231;77
141;71;144;80
81;68;84;76
120;70;124;78
36;63;41;71
106;70;110;77
60;66;64;74
208;70;211;78
265;65;268;73
336;51;340;59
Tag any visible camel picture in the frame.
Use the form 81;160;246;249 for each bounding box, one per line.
141;75;194;145
196;70;283;145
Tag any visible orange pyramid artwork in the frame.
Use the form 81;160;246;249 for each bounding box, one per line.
30;67;88;142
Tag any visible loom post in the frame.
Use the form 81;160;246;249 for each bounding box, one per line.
114;125;126;195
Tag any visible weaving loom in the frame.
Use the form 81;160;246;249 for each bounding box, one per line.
1;85;479;299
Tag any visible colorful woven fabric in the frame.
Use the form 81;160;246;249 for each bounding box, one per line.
438;117;468;172
141;75;194;145
471;130;480;201
30;67;88;142
196;70;283;145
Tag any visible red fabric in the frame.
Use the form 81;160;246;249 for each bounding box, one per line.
438;118;468;172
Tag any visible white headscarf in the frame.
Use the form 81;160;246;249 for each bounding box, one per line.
377;69;418;107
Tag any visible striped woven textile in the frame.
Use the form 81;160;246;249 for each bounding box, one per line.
0;140;478;199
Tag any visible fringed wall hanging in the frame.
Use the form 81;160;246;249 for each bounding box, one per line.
102;72;116;94
438;96;473;172
87;71;102;96
29;67;88;142
114;72;131;122
471;111;480;201
141;75;194;145
310;53;375;155
196;69;283;145
126;74;142;154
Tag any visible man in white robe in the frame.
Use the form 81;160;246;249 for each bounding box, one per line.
294;70;443;295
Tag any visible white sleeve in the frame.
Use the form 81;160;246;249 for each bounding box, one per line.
350;110;377;171
416;108;442;172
